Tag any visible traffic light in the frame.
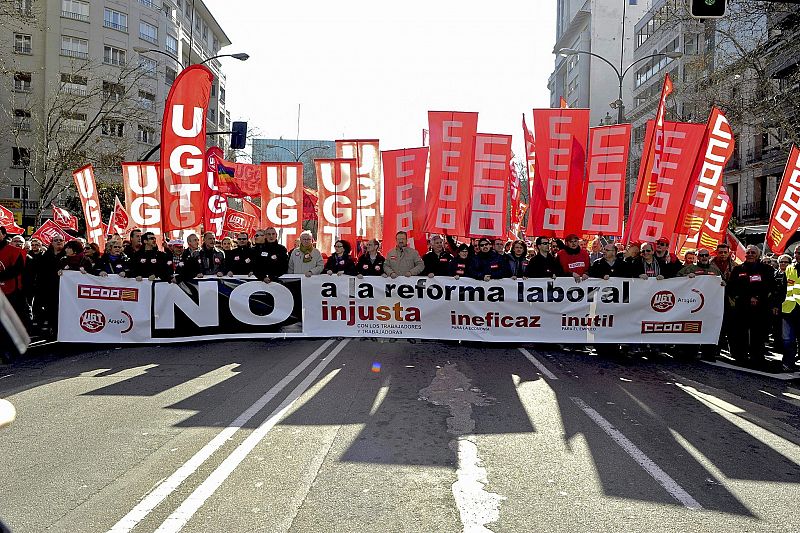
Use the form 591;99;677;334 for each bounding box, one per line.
231;121;247;149
690;0;727;19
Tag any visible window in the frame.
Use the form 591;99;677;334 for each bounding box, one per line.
60;73;88;95
140;21;158;44
101;120;125;137
102;81;125;102
138;90;156;110
103;8;128;32
13;72;32;92
12;147;30;168
202;21;208;40
61;36;89;59
137;125;155;144
61;0;89;21
138;56;157;75
219;87;226;104
13;109;31;130
163;2;173;18
195;15;201;31
138;0;157;9
14;34;32;54
166;66;177;85
12;186;29;200
212;36;219;53
208;108;216;123
61;111;87;133
184;1;191;16
104;46;127;66
16;0;32;16
166;34;178;55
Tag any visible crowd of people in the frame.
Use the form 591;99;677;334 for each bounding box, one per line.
1;224;797;372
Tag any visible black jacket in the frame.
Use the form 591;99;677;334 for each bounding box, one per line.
129;248;171;281
356;253;385;276
324;253;357;275
225;245;255;275
252;242;289;280
525;253;561;278
422;250;455;276
506;254;529;278
728;261;778;309
589;257;630;278
93;253;129;276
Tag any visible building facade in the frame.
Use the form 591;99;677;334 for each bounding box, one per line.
548;0;649;126
251;139;336;189
1;0;232;229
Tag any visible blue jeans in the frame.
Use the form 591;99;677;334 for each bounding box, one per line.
781;310;800;367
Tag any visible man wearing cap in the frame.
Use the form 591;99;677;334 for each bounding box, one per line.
654;237;682;278
556;233;590;282
226;232;255;276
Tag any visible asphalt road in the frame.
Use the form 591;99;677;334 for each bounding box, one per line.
1;339;800;533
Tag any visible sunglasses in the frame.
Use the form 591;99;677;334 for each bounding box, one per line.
780;260;791;264
745;251;759;255
698;254;710;257
539;241;550;246
236;237;248;241
641;249;653;253
255;233;265;237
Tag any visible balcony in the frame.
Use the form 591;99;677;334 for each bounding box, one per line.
61;123;86;134
13;121;31;132
138;0;159;10
14;45;32;55
139;33;158;45
61;10;89;22
61;48;89;59
740;201;767;221
103;20;127;32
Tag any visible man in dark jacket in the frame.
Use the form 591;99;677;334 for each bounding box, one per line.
727;245;779;367
422;235;454;277
129;232;171;281
196;232;226;277
356;238;385;277
525;237;561;278
653;237;683;278
469;239;510;280
226;232;255;276
589;243;630;279
252;227;289;282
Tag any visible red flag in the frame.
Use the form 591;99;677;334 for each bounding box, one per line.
382;147;429;256
582;124;631;235
766;145;800;252
624;121;706;244
559;96;568;109
51;205;78;231
467;133;512;239
222;207;258;236
726;230;747;264
522;114;536;201
303;187;318;221
260;162;304;249
336;140;382;241
635;74;674;205
425;111;479;235
106;196;133;238
509;157;522;234
217;160;262;198
122;162;162;236
527;108;590;238
160;64;213;233
315;159;358;254
202;147;227;238
31;219;71;246
0;205;24;234
676;107;735;235
72;164;105;249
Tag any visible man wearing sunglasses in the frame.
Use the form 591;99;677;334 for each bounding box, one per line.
727;245;779;368
225;232;254;276
129;232;171;282
469;238;510;281
525;237;561;278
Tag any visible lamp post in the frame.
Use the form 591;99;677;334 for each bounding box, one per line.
132;46;184;68
262;144;330;162
557;48;683;124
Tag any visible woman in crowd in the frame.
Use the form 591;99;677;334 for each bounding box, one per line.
324;239;357;275
94;241;128;277
58;240;93;274
221;236;235;252
506;240;529;279
356;238;385;277
449;244;471;279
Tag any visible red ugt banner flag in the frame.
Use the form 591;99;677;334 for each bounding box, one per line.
0;205;24;234
582;124;631;235
106;196;134;238
202;147;228;238
122;162;162;236
336;140;382;241
766;146;800;252
467;133;512;238
31;219;71;246
260;162;304;249
425;111;479;236
527;108;590;238
72;164;105;249
382;147;429;256
160;65;213;233
222;207;258;237
51;205;78;231
315;159;358;254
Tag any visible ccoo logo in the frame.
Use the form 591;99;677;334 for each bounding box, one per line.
651;291;675;313
80;309;106;333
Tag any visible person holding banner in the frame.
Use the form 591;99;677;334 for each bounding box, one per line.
226;232;255;276
780;256;800;372
195;232;226;277
525;237;561;278
324;240;357;276
556;234;590;282
506;240;529;279
124;229;142;258
654;237;683;278
93;241;129;277
356;239;385;277
728;245;779;368
287;231;323;277
449;244;471;279
129;232;171;282
164;239;187;283
383;231;424;278
589;244;631;280
469;239;511;281
57;241;92;274
630;244;667;280
253;227;289;282
422;235;454;277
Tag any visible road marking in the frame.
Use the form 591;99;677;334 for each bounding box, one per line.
107;339;336;533
369;375;391;416
518;348;558;380
570;396;703;510
153;339;351;533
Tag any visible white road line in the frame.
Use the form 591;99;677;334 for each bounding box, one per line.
154;339;351;533
518;348;558;380
107;339;336;533
570;396;703;510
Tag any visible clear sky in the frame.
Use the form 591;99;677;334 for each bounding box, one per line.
203;0;556;158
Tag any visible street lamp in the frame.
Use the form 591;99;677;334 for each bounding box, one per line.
133;46;184;68
557;47;683;124
263;144;330;162
198;53;249;66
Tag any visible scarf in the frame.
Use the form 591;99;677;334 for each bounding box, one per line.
300;243;314;263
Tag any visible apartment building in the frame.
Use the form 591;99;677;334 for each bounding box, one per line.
1;0;232;228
